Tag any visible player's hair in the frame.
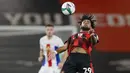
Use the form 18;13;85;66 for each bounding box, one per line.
78;14;96;28
45;24;54;27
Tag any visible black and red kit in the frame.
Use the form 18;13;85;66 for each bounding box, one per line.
61;32;95;73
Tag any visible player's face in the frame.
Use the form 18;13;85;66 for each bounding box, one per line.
45;26;54;37
80;19;92;31
81;19;91;28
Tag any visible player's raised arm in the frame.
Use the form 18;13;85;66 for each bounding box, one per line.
90;32;99;45
55;42;68;54
88;28;99;45
55;36;71;54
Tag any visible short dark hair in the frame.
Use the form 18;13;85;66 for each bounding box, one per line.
78;14;96;28
45;24;54;27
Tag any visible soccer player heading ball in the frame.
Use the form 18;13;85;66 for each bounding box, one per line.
51;14;99;73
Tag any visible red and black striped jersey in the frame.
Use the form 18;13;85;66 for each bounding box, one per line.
65;32;93;55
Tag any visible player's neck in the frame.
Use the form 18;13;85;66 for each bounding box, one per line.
47;36;53;40
80;30;88;32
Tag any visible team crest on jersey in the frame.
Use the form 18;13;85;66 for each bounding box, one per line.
46;44;51;51
78;33;88;40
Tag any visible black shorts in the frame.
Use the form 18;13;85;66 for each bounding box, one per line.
61;53;94;73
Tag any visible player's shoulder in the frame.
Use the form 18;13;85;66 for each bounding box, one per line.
40;36;47;41
53;35;62;40
70;33;78;37
70;32;89;38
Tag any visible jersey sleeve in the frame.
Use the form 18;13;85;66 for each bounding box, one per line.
39;38;43;49
58;38;64;47
89;33;99;45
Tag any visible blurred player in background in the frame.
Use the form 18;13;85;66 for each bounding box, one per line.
38;24;64;73
52;14;99;73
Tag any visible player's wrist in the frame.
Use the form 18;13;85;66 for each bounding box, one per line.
60;61;65;64
39;55;44;58
54;50;58;54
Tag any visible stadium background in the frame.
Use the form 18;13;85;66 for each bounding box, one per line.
0;0;130;73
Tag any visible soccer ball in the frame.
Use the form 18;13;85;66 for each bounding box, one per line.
61;2;75;15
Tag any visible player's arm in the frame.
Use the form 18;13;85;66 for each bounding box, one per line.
90;33;99;45
60;50;68;63
88;28;99;45
39;49;44;57
58;50;68;69
54;37;71;54
38;48;44;62
57;38;68;68
55;42;68;54
38;39;44;62
57;38;67;54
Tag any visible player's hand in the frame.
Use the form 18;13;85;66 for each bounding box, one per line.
58;62;64;69
88;28;95;34
88;28;95;36
38;56;43;62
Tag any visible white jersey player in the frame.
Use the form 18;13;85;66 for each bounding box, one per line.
38;24;64;73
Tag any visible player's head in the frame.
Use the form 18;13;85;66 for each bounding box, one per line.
78;14;96;31
45;24;54;37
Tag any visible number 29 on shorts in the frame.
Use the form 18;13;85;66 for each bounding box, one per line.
83;67;92;73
